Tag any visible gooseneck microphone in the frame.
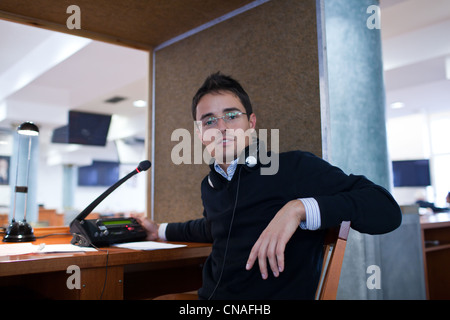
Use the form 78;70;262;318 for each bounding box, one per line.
70;160;151;247
72;160;151;222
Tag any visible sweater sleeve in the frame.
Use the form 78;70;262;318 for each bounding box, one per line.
297;152;402;235
165;214;213;243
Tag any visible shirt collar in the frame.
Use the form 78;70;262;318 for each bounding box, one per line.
214;158;239;181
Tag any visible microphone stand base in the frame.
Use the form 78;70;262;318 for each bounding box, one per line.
2;220;36;242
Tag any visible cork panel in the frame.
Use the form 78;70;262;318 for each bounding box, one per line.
154;0;322;223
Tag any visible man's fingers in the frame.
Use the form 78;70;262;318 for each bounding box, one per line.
267;239;279;277
275;241;285;273
246;241;260;271
246;238;271;280
246;200;304;280
257;240;269;279
247;234;286;280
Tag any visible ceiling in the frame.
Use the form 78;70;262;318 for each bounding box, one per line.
0;0;449;166
381;0;450;118
0;20;150;165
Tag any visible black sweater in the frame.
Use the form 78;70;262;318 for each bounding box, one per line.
166;150;402;299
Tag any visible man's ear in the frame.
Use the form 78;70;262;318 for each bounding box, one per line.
249;113;257;129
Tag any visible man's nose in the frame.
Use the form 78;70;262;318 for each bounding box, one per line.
216;117;228;132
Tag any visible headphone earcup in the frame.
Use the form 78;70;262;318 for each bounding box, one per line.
245;156;257;168
208;171;226;190
207;175;215;188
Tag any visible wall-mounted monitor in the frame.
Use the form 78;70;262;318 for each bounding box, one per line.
52;110;112;146
78;160;119;187
392;159;431;187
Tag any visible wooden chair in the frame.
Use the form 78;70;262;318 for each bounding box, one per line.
154;221;351;300
153;290;198;300
315;221;351;300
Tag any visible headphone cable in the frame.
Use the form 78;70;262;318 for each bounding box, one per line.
207;165;243;300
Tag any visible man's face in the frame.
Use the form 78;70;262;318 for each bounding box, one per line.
195;91;256;164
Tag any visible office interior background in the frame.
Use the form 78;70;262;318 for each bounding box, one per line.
0;0;449;299
1;0;448;224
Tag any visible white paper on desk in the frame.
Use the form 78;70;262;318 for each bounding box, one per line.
113;241;186;250
37;244;97;253
0;243;96;256
0;243;36;256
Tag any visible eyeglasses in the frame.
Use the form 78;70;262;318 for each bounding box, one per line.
200;111;247;128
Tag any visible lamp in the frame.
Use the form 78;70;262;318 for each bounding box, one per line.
3;122;39;242
17;121;40;136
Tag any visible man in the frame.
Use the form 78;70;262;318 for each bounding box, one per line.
139;72;402;299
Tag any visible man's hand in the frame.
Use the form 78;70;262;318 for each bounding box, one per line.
132;214;160;241
246;200;306;279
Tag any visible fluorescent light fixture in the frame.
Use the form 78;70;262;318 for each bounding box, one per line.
133;100;147;108
390;102;405;109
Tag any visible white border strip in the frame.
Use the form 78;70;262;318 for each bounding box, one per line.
154;0;271;52
150;0;270;219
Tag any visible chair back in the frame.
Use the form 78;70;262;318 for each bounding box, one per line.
315;221;351;300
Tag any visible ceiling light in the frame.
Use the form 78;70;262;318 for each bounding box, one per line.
133;100;147;108
390;102;405;109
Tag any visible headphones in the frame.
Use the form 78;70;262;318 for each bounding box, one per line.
207;164;245;300
245;155;258;168
206;143;259;299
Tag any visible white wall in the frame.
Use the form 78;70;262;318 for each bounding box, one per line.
387;111;450;207
73;164;147;215
0;130;13;214
37;162;147;220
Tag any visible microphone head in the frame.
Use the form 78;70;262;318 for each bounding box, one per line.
137;160;151;172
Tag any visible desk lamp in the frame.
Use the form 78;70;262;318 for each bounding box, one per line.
3;122;39;242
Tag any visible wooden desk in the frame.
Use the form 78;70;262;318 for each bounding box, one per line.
420;212;450;299
0;227;212;300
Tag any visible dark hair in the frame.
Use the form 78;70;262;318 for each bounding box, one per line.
191;72;253;120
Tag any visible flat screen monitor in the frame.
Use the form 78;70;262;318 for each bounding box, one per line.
52;110;111;146
78;160;119;187
392;159;431;187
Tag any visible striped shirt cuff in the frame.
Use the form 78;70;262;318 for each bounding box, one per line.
158;223;168;241
298;198;321;230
